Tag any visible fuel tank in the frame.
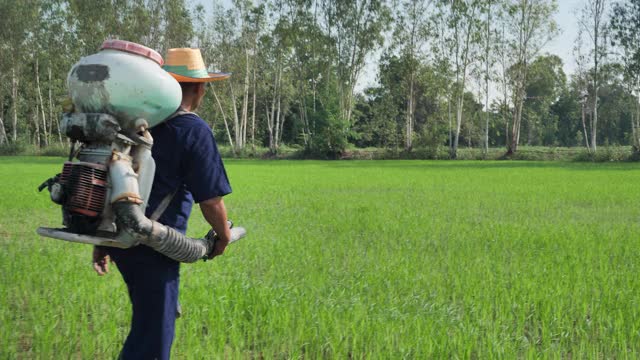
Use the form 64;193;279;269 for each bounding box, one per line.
67;40;181;130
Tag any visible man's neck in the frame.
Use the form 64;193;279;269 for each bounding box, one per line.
180;101;194;112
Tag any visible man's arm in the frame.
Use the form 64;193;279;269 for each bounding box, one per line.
200;196;232;258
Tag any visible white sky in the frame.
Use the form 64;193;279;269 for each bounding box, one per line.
547;0;582;78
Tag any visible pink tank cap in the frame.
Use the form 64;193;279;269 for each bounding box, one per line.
100;40;164;66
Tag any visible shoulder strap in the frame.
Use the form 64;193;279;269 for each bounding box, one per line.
150;190;178;221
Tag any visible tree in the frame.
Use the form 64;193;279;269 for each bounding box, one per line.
281;0;328;151
551;86;581;147
578;0;608;152
521;55;565;145
595;63;636;146
203;1;260;152
0;0;39;142
321;0;391;129
502;0;558;155
4;0;638;155
392;0;433;151
495;16;513;150
574;28;593;151
435;0;483;159
479;0;499;155
610;0;640;151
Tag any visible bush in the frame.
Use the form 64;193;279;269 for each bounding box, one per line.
405;147;441;160
39;143;69;157
572;147;633;162
2;141;637;162
0;140;71;157
0;141;27;156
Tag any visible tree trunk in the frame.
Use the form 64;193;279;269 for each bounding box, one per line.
581;101;591;151
34;105;41;147
11;66;18;142
48;65;62;144
345;88;354;128
504;108;510;150
241;47;250;149
632;113;636;150
211;87;235;152
278;108;286;146
507;2;530;156
589;0;603;153
591;95;598;152
484;106;489;154
508;93;525;155
35;58;49;147
635;94;640;152
484;2;491;155
266;106;274;153
508;50;528;156
294;65;310;146
527;115;533;146
299;90;309;146
636;114;640;153
468;118;472;148
500;23;509;150
229;81;241;150
275;83;282;150
448;98;452;155
267;66;279;153
405;73;415;152
251;67;257;151
0;117;6;145
0;94;7;145
452;92;464;159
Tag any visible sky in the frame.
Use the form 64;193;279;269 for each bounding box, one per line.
548;0;582;78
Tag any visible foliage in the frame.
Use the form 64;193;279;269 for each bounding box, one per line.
521;55;566;146
610;0;640;84
0;0;639;158
0;140;28;156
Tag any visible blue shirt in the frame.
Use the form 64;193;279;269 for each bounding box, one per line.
144;113;232;234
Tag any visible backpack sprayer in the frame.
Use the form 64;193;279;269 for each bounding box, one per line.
37;40;245;263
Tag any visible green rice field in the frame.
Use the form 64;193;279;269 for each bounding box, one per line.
1;157;640;358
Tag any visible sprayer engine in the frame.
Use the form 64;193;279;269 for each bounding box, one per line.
40;160;109;234
37;40;245;263
57;161;109;233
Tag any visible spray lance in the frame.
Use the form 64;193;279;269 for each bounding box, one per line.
37;40;245;263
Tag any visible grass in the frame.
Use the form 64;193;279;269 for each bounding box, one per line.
1;157;640;358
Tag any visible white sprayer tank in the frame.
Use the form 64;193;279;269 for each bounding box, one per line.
67;40;181;130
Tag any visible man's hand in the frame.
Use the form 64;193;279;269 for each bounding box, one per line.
92;246;111;276
204;228;231;259
211;237;230;258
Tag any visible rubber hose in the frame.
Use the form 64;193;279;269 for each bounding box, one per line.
112;202;213;263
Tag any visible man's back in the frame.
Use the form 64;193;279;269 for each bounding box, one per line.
146;113;231;234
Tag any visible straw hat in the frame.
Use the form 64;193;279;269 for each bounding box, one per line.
163;48;230;83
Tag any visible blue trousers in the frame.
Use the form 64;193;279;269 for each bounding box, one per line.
107;245;180;360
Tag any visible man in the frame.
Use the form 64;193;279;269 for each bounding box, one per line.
92;48;232;360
